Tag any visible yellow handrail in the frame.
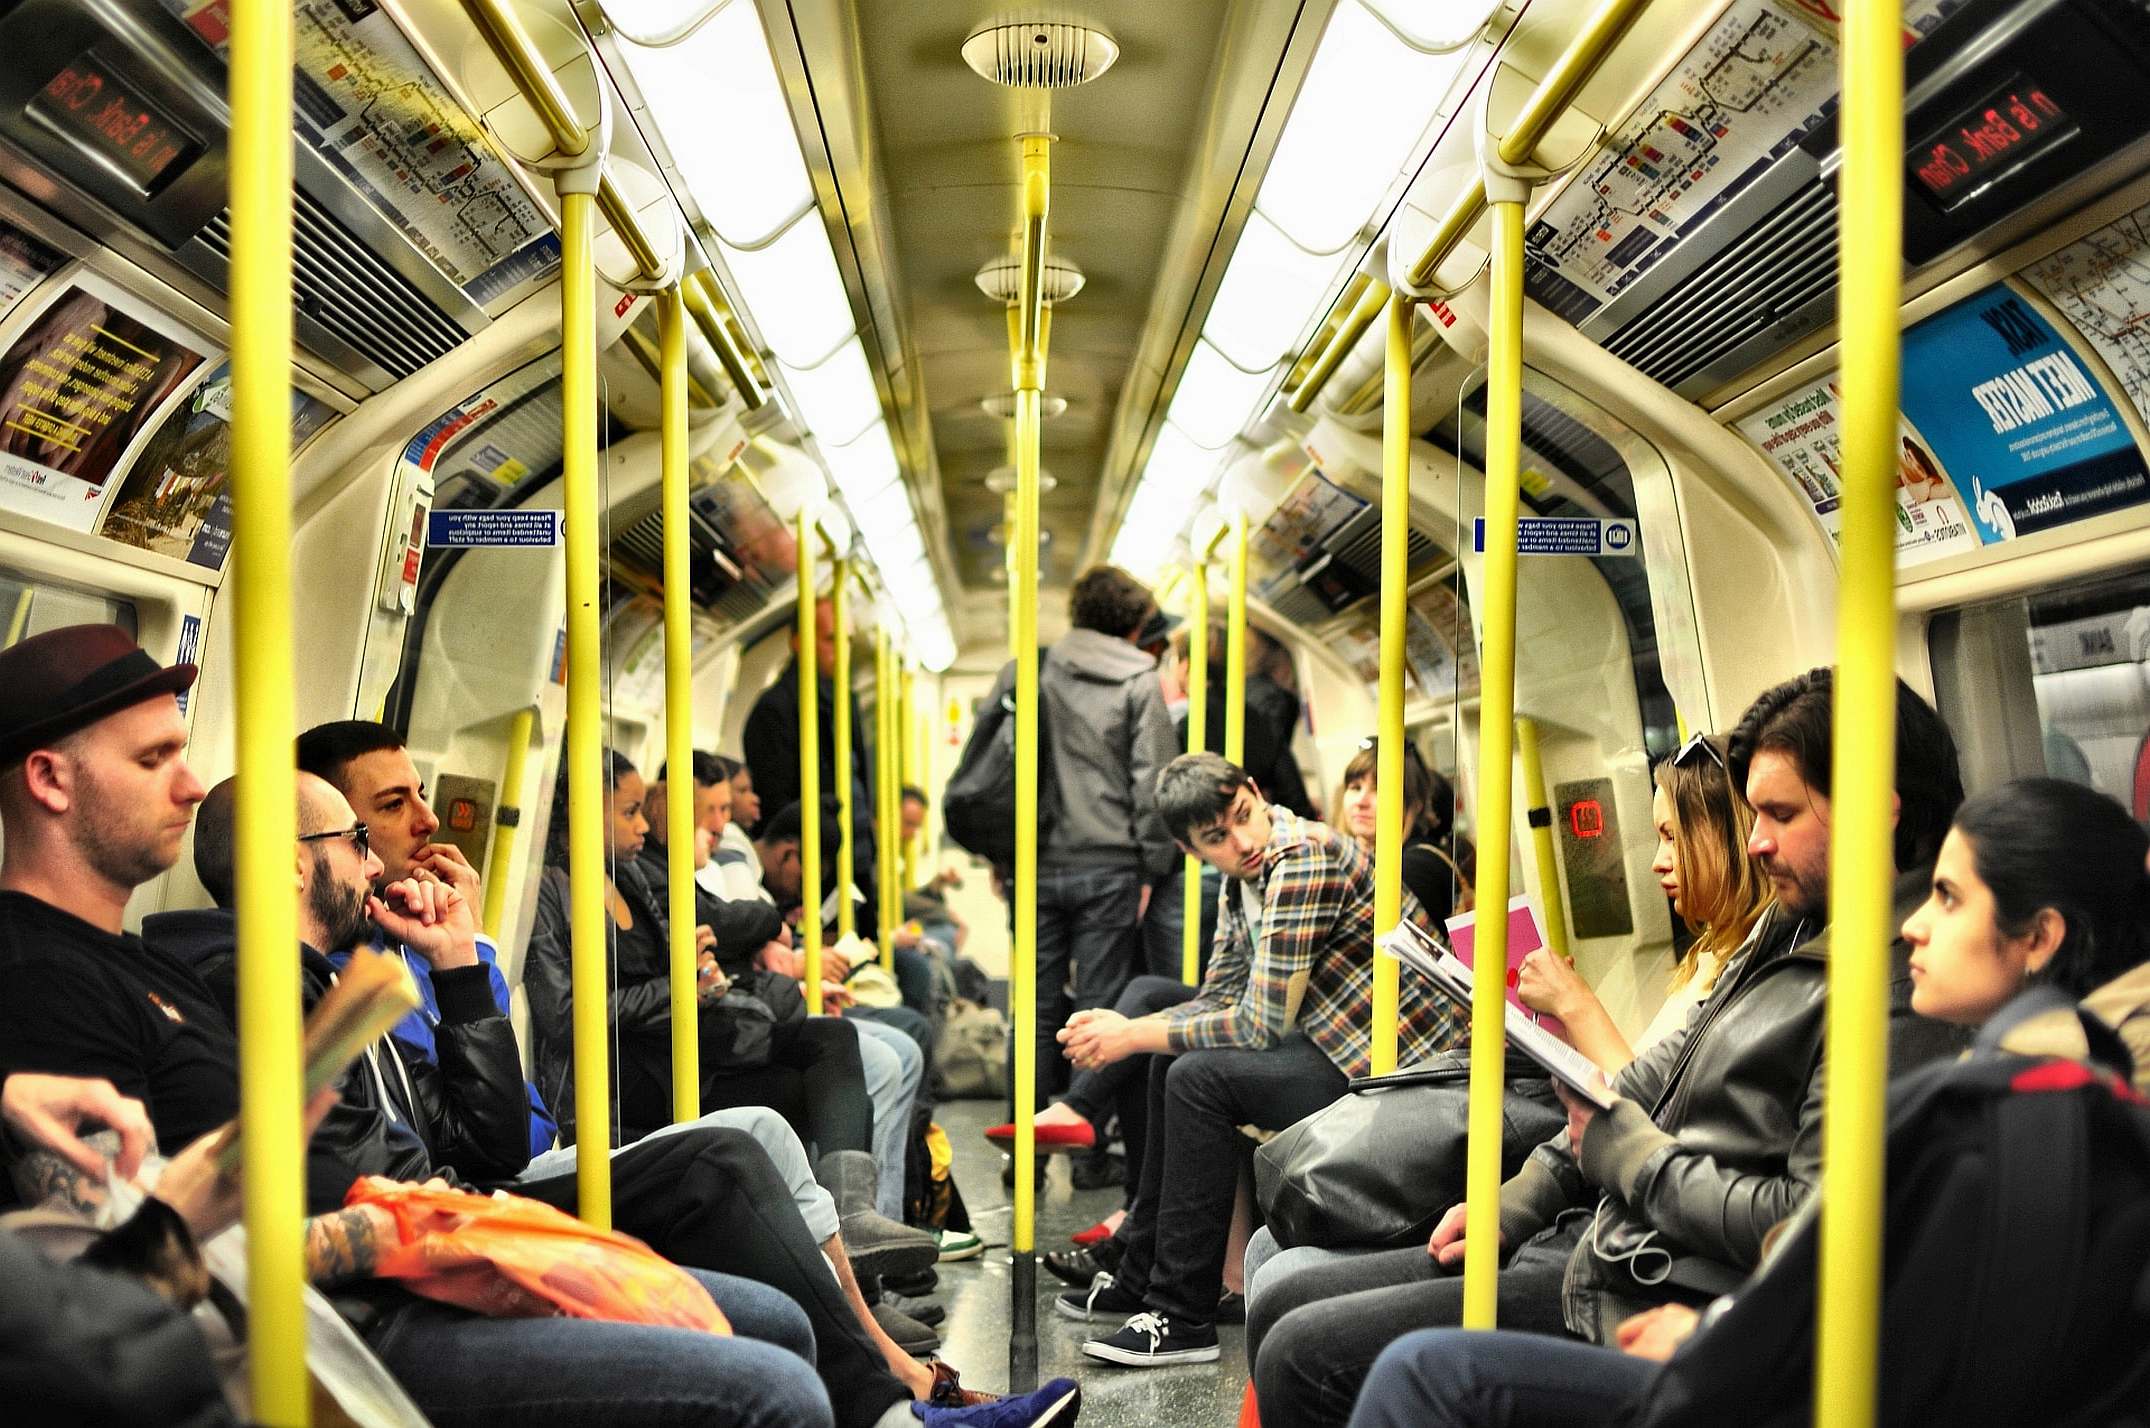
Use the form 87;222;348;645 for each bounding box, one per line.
230;0;306;1415
1010;129;1052;1306
878;628;899;971
834;562;856;940
1289;280;1392;414
1462;196;1526;1330
1183;561;1210;983
1816;2;1902;1421
560;186;611;1230
798;515;823;1013
1224;514;1248;767
682;273;767;412
661;286;700;1126
900;661;918;892
1514;716;1572;962
483;707;537;938
1372;293;1412;1076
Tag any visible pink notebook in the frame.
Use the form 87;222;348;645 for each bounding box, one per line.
1442;895;1563;1037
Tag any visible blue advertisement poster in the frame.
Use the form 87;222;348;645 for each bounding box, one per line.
1901;285;2150;542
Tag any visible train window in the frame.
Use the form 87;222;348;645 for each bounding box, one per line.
0;567;136;647
1931;565;2150;824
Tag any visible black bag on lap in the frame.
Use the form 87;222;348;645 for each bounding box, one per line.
1253;1047;1565;1251
697;968;809;1072
1634;995;2150;1428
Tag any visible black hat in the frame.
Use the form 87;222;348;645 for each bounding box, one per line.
0;624;197;766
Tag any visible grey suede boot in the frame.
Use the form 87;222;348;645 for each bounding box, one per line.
815;1149;938;1278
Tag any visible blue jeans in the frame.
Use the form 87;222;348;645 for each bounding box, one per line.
366;1268;832;1428
1346;1328;1655;1428
852;1014;923;1219
1015;863;1143;1111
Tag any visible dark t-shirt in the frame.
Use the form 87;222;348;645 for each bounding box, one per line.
0;890;241;1155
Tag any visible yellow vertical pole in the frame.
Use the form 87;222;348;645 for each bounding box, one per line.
660;287;699;1126
798;516;823;1013
878;629;899;971
1372;294;1412;1076
1463;196;1527;1330
483;708;537;938
1008;133;1052;1381
1514;717;1571;962
229;0;305;1414
901;662;920;893
1224;514;1248;767
834;562;856;940
561;186;611;1230
1817;2;1901;1422
1182;564;1209;984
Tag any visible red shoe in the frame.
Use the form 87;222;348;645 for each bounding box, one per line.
1069;1218;1116;1247
981;1120;1096;1152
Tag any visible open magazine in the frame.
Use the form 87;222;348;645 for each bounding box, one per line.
1380;918;1614;1110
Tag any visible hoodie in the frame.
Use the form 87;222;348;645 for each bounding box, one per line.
987;627;1180;878
142;907;532;1211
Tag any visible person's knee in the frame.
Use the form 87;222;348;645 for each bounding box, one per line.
1253;1303;1328;1416
1163;1046;1228;1107
1352;1330;1476;1428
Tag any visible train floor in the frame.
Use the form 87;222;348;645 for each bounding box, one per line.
931;1096;1250;1426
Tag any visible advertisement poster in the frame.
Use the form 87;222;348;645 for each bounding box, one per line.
1733;377;1982;566
0;221;63;328
1899;285;2150;541
0;284;205;532
98;362;337;569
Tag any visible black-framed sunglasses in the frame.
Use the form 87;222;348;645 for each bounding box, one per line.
298;822;371;858
1670;732;1727;774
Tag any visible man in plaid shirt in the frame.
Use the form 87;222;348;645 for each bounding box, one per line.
1061;752;1467;1367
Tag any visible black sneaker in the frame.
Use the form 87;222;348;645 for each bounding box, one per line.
1081;1311;1220;1367
1051;1271;1145;1323
1043;1241;1120;1287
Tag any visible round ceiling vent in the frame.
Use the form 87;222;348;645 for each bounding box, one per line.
980;392;1068;420
961;21;1120;89
985;465;1059;493
974;253;1086;306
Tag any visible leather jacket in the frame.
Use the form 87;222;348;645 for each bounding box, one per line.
523;862;673;1146
1498;869;1973;1340
148;908;532;1210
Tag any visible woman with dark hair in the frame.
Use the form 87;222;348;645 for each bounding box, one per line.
1332;737;1475;923
522;749;874;1159
1518;735;1772;1076
1342;775;2150;1428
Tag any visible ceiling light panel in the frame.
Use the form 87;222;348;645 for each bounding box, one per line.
724;217;858;368
615;3;813;249
1202;210;1345;370
1167;341;1276;448
1255;0;1465;253
823;421;900;501
780;336;881;447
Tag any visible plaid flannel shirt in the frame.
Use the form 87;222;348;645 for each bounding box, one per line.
1159;807;1468;1078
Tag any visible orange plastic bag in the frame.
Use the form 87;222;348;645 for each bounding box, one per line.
346;1177;731;1335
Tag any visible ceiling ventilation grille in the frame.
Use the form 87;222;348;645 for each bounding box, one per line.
1600;178;1840;394
961;21;1120;89
196;191;468;381
1324;504;1438;588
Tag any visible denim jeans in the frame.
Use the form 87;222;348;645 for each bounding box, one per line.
512;1124;912;1428
1015;862;1143;1110
1250;1219;1584;1428
852;1014;924;1219
1061;975;1193;1198
366;1267;832;1428
1111;1032;1348;1325
695;1015;873;1155
1345;1328;1655;1428
1139;866;1221;982
516;1104;840;1244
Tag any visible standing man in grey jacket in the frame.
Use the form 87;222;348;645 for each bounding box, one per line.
990;565;1181;1110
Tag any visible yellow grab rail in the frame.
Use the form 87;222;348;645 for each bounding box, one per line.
1462;196;1527;1330
1182;561;1210;983
682;273;766;412
1514;717;1572;962
901;661;920;894
230;0;306;1414
1372;293;1412;1076
1289;280;1392;414
798;515;824;1013
878;629;899;971
1816;2;1902;1421
1224;514;1248;767
661;286;699;1125
483;707;538;938
834;562;856;940
560;186;612;1230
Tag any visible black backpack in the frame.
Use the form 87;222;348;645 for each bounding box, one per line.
1634;993;2150;1428
942;663;1057;869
